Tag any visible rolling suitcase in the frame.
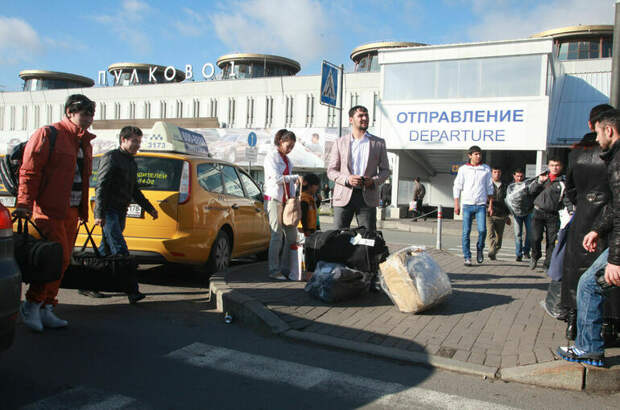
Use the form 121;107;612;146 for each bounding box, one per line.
61;222;138;293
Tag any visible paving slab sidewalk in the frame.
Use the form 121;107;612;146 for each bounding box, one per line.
210;247;620;392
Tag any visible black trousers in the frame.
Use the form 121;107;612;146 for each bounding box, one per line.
334;190;377;231
531;209;560;268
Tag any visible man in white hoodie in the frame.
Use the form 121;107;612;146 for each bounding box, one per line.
453;145;494;266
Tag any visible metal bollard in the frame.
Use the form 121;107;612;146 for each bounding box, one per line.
436;205;443;250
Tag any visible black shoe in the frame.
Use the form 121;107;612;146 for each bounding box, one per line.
529;258;538;270
476;250;483;264
78;289;105;298
566;310;577;340
516;255;522;262
488;253;496;261
128;292;146;304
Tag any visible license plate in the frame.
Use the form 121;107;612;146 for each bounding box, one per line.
127;204;143;218
0;196;16;207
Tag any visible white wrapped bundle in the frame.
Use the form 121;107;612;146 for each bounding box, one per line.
379;246;452;313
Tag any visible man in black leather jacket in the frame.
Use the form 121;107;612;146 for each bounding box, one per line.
527;158;566;270
93;126;158;303
558;109;620;366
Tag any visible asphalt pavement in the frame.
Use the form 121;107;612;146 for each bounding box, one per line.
3;263;619;409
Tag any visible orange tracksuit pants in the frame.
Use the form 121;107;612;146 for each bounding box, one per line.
25;207;79;306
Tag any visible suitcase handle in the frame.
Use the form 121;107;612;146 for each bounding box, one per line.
77;221;102;258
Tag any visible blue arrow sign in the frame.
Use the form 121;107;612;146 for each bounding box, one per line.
247;131;257;147
320;61;339;107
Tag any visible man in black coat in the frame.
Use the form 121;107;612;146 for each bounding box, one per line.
561;103;620;341
528;158;566;270
93;126;158;304
558;108;620;366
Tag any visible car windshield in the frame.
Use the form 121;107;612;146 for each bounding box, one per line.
90;155;184;191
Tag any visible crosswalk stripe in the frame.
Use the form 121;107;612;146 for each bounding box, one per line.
21;387;139;410
166;342;520;410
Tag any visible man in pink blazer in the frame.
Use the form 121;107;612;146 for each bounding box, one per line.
327;105;390;231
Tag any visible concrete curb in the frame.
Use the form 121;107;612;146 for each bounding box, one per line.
209;270;620;392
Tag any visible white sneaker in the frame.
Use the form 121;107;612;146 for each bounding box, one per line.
20;300;43;332
40;304;68;328
268;272;288;281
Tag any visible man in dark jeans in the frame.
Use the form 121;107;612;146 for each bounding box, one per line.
92;126;158;303
528;158;565;270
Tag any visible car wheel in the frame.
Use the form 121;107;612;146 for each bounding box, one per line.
207;231;231;273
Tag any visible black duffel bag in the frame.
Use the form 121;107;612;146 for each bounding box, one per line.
304;226;389;273
61;222;138;293
13;217;63;284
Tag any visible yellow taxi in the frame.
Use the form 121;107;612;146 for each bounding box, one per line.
2;122;271;273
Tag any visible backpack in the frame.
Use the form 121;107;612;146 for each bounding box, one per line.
0;126;57;197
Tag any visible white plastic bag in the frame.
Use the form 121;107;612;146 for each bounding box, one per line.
408;201;417;212
379;246;452;313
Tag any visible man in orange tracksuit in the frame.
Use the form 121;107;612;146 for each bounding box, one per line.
16;94;95;332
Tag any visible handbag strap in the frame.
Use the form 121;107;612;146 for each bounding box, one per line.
12;215;47;239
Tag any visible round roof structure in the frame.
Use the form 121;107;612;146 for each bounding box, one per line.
350;41;426;62
216;53;301;73
531;25;613;39
19;70;94;87
107;62;186;82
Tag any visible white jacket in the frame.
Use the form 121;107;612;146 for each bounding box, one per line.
453;163;493;206
263;149;299;202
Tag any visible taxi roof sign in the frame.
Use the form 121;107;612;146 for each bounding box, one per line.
143;122;210;156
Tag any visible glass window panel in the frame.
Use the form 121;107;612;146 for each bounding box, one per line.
221;165;244;197
578;41;589;59
602;38;612;58
590;41;599;58
369;55;380;72
567;42;578;59
197;163;224;193
558;43;568;60
238;171;262;201
384;54;542;100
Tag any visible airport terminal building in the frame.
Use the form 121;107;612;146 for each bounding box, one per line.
0;25;613;216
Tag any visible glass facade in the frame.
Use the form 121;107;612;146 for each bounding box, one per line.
556;36;612;60
221;62;297;79
354;53;380;72
383;54;543;101
23;78;90;91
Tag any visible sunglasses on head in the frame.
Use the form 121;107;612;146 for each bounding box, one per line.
70;100;95;115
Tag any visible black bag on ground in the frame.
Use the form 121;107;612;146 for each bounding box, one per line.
304;261;372;303
13;217;63;284
304;227;389;273
61;223;138;293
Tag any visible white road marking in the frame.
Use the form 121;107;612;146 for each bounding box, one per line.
21;387;140;410
166;342;521;410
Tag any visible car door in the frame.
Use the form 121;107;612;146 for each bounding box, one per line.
220;165;256;254
237;170;270;251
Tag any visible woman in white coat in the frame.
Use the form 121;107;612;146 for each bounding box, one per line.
263;129;302;280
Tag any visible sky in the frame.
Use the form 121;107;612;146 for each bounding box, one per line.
0;0;616;91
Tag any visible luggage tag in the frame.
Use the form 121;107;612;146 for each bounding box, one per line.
350;233;375;247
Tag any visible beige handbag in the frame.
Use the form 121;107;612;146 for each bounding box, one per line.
282;181;301;227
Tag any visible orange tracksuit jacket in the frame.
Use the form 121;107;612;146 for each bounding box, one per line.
17;117;95;305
